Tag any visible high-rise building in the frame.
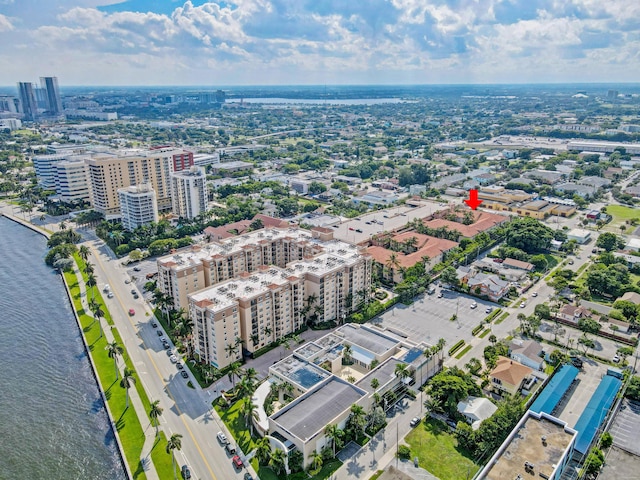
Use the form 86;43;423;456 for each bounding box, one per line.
33;154;68;189
86;147;187;218
118;183;159;231
0;95;18;113
158;227;372;361
171;167;207;219
55;160;91;203
40;77;63;116
149;145;194;171
17;82;37;121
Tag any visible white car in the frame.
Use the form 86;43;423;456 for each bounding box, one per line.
170;355;178;363
217;432;228;444
520;302;526;308
613;355;621;363
531;292;538;297
470;302;478;309
437;292;443;298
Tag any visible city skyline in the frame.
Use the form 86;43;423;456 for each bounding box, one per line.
1;0;640;86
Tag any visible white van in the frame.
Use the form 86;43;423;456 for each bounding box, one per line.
103;284;111;293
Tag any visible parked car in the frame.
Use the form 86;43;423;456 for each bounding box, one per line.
437;292;443;298
157;330;163;336
133;293;139;299
131;289;137;295
128;308;135;316
181;370;189;379
531;292;538;297
244;474;253;480
162;342;170;349
485;307;493;314
133;266;141;272
176;363;184;370
107;292;114;298
410;417;421;427
181;465;191;480
170;355;178;363
225;443;237;455
520;302;526;308
151;321;158;328
217;432;228;444
232;455;243;468
613;355;621;363
125;279;131;284
355;228;363;233
446;419;458;430
470;302;477;309
166;349;174;356
570;357;583;368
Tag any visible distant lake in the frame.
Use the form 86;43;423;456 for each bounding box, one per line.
226;97;409;105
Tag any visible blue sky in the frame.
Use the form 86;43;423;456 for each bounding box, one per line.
0;0;639;85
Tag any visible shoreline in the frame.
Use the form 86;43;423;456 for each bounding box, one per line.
0;212;132;480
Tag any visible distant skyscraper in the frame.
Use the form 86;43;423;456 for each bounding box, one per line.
40;77;63;116
17;82;38;121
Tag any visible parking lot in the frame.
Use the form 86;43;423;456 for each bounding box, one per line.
371;288;497;347
125;258;158;301
554;360;609;429
609;399;640;456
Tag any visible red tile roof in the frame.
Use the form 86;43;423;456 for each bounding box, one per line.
423;211;507;238
366;235;458;269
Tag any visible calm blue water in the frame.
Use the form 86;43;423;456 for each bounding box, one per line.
0;217;126;480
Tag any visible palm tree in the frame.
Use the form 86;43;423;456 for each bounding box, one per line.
324;424;343;458
106;341;124;379
488;334;497;345
59;220;67;230
385;253;401;282
78;245;90;263
241;399;259;435
111;230;125;246
394;363;410;387
150;400;163;437
227;361;242;388
348;404;367;439
309;450;324;470
370;378;380;391
90;302;105;338
255;437;272;465
84;262;95;276
342;343;352;365
120;367;136;409
166;433;183;479
244;367;258;385
86;273;97;301
270;448;287;476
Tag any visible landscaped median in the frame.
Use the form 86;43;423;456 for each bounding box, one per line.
62;262;174;480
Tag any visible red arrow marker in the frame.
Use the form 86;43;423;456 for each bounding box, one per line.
464;189;483;210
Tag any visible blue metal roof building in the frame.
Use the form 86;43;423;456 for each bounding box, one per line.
530;364;579;415
573;374;622;455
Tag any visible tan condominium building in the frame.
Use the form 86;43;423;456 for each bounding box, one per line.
86;147;188;219
159;227;372;360
189;266;306;368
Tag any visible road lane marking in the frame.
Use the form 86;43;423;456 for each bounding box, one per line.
88;242;219;480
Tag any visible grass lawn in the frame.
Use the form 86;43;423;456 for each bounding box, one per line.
214;398;257;453
494;311;509;325
405;418;480;480
63;266;175;480
455;345;473;359
607;205;640;225
479;329;490;339
149;432;179;480
75;253;114;326
542;253;560;270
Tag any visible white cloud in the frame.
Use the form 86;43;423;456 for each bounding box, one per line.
0;0;639;84
0;14;14;32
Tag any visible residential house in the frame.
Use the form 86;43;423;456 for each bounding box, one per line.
458;268;510;301
509;339;544;371
577;176;611;189
490;357;533;396
457;396;498;430
617;291;640;305
524;170;565;185
502;258;535;272
555;183;596;198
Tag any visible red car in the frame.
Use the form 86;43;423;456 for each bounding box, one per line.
232;455;243;468
128;308;135;316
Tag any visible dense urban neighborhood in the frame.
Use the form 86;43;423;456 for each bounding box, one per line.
4;82;640;480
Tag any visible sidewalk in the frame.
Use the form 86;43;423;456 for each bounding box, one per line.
73;265;160;480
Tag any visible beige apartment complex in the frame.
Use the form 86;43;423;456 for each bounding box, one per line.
86;147;186;218
158;227;372;367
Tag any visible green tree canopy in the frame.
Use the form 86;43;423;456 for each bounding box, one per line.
504;217;554;253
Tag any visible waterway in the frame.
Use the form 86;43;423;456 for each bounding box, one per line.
0;217;126;480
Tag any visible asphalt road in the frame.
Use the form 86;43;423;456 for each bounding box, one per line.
85;237;254;480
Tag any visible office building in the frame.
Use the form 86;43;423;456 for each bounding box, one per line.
476;410;576;480
171;167;207;219
0;118;22;131
0;95;18;113
17;82;38;121
158;227;372;321
40;77;63;116
87;147;187;218
117;183;159;231
33;154;68;189
54;160;91;203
